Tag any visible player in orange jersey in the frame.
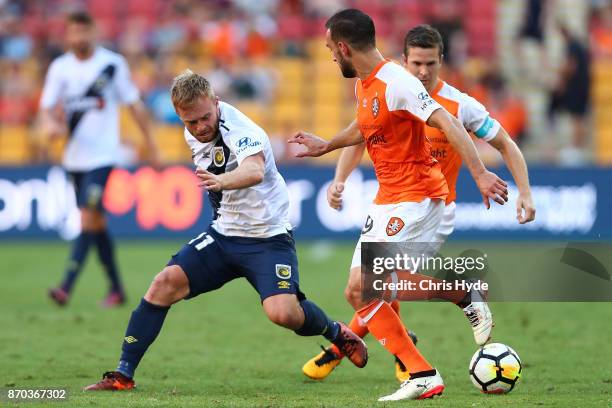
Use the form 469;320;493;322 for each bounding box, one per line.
288;10;509;401
300;24;536;389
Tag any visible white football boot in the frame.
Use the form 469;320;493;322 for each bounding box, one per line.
462;280;493;345
378;370;444;401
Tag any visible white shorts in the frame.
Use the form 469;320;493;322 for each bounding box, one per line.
433;201;456;244
350;198;446;269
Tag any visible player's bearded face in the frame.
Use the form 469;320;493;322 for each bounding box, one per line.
326;30;357;78
176;96;220;143
337;53;357;78
66;23;94;56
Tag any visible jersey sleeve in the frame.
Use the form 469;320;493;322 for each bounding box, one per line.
458;94;501;142
39;59;63;109
114;56;140;105
385;74;442;122
226;128;265;165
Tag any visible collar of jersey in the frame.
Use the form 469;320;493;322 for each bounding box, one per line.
361;59;389;88
430;79;445;97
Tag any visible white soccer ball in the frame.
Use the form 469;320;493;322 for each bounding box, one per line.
469;343;522;394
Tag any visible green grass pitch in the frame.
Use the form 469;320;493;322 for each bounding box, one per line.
1;240;611;407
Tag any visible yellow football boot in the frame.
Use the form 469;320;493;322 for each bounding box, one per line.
395;330;419;382
302;346;342;380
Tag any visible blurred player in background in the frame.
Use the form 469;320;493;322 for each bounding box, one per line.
289;9;509;401
302;23;535;384
40;12;160;307
83;70;367;391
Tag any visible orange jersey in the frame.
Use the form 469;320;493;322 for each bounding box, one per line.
426;80;501;203
356;61;448;205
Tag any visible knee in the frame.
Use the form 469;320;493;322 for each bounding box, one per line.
81;209;105;232
345;279;365;310
266;308;301;329
145;266;189;305
263;296;303;329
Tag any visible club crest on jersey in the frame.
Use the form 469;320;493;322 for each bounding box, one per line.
213;146;225;167
275;264;292;280
371;96;380;118
386;217;405;236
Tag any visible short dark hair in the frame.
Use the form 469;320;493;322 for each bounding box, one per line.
325;9;376;51
403;24;444;56
66;11;94;26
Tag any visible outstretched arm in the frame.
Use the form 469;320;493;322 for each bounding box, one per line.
287;119;364;158
488;127;535;223
427;108;508;209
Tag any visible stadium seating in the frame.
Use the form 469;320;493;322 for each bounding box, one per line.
0;126;30;164
593;60;612;164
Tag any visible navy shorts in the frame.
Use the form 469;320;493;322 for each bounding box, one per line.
68;166;113;211
167;227;305;302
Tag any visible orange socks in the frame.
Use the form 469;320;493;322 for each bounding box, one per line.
357;301;432;374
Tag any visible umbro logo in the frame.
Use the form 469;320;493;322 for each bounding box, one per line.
124;336;138;344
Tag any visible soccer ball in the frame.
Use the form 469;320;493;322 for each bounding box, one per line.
469;343;522;394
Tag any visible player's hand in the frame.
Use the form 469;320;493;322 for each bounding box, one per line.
476;170;508;209
45;120;67;140
516;193;536;224
196;167;223;192
287;131;329;157
327;181;345;210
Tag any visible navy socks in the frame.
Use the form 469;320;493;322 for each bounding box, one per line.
95;229;122;292
61;231;94;293
117;298;170;379
294;300;340;341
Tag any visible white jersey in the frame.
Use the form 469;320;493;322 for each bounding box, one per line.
185;101;291;238
40;47;140;171
433;81;500;142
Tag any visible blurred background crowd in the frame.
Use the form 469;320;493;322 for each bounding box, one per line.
0;0;610;167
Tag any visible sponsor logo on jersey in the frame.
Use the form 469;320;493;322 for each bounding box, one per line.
420;99;436;111
213;146;225;167
275;264;292;279
431;148;447;159
236;136;262;154
371;96;380;118
277;280;291;289
368;133;387;145
386;217;405;236
237;137;252;148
